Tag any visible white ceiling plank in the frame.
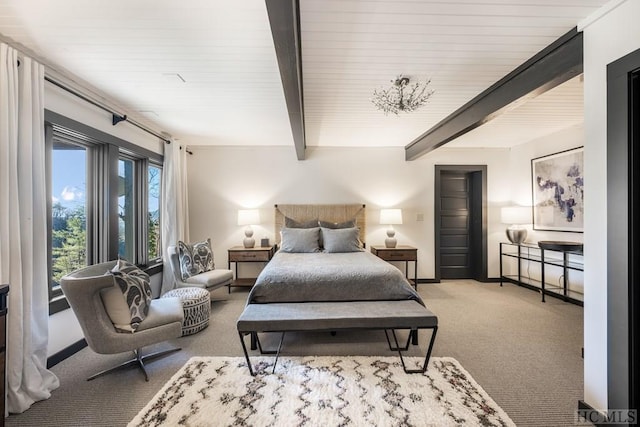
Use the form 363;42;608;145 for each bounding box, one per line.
0;0;609;149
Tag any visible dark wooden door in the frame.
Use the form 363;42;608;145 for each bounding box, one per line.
439;171;472;279
607;47;640;415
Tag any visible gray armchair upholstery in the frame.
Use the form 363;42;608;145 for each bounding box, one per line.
168;245;233;293
60;261;184;381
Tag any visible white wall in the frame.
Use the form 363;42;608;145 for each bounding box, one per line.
186;145;511;280
580;0;640;411
45;81;165;356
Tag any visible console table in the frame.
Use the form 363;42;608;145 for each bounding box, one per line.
499;242;583;305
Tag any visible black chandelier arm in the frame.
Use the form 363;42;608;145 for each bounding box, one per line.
371;75;434;115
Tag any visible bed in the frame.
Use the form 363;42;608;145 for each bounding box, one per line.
236;204;438;375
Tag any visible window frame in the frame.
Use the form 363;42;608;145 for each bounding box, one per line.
45;110;164;315
146;161;163;265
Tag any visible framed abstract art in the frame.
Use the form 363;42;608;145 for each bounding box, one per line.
531;147;584;232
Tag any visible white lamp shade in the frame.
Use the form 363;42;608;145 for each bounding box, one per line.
380;208;403;225
237;209;260;226
501;206;531;225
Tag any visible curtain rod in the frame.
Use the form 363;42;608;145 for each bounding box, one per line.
2;36;171;144
44;76;171;144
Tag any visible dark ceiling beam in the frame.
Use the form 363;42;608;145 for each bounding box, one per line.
266;0;306;160
405;28;584;161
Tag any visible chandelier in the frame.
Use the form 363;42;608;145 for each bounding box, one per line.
371;75;434;115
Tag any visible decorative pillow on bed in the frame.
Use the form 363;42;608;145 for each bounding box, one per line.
318;219;356;229
284;216;318;228
280;227;321;253
321;227;363;253
101;259;152;333
318;219;356;247
177;238;215;280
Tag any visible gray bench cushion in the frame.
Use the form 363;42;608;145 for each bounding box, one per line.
237;301;437;332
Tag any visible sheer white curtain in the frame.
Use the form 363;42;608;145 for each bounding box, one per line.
160;140;190;295
0;43;59;415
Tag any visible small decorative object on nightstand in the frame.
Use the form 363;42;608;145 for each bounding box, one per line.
380;208;403;248
237;209;260;248
371;245;417;289
228;245;276;292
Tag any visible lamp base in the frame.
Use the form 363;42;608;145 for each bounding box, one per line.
506;227;527;244
385;227;397;248
243;227;255;248
243;237;255;248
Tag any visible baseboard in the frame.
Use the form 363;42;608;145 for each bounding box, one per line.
47;339;87;368
416;278;440;284
417;277;502;284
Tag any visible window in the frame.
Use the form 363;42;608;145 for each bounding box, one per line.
148;164;162;262
50;140;88;305
46;112;163;314
118;157;135;262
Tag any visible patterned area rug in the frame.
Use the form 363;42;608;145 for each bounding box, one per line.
129;356;515;427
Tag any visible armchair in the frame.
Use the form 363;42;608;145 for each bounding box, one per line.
60;261;184;381
168;245;233;293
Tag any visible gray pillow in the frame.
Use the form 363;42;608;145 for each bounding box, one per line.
318;219;357;247
285;216;318;228
280;227;321;253
318;219;356;229
321;227;363;253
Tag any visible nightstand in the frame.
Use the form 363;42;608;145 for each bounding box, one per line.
227;245;276;292
371;245;418;289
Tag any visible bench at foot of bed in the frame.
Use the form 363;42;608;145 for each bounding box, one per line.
236;300;438;376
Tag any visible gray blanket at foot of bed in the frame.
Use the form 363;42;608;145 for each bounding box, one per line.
246;251;423;305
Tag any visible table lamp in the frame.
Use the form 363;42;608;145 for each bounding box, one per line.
237;209;260;248
501;206;531;244
380;208;403;248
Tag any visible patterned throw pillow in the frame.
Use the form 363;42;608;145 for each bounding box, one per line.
177;238;215;280
111;270;152;331
103;259;152;332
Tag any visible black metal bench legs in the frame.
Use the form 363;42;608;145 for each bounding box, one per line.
239;327;437;376
384;327;438;373
239;331;286;376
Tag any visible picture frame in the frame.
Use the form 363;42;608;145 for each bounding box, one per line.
531;146;584;232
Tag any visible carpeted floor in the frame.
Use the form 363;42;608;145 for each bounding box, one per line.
5;280;584;426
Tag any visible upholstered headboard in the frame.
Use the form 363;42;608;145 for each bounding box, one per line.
274;204;366;246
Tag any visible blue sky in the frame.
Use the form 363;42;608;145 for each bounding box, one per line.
52;149;85;209
52;149;160;212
